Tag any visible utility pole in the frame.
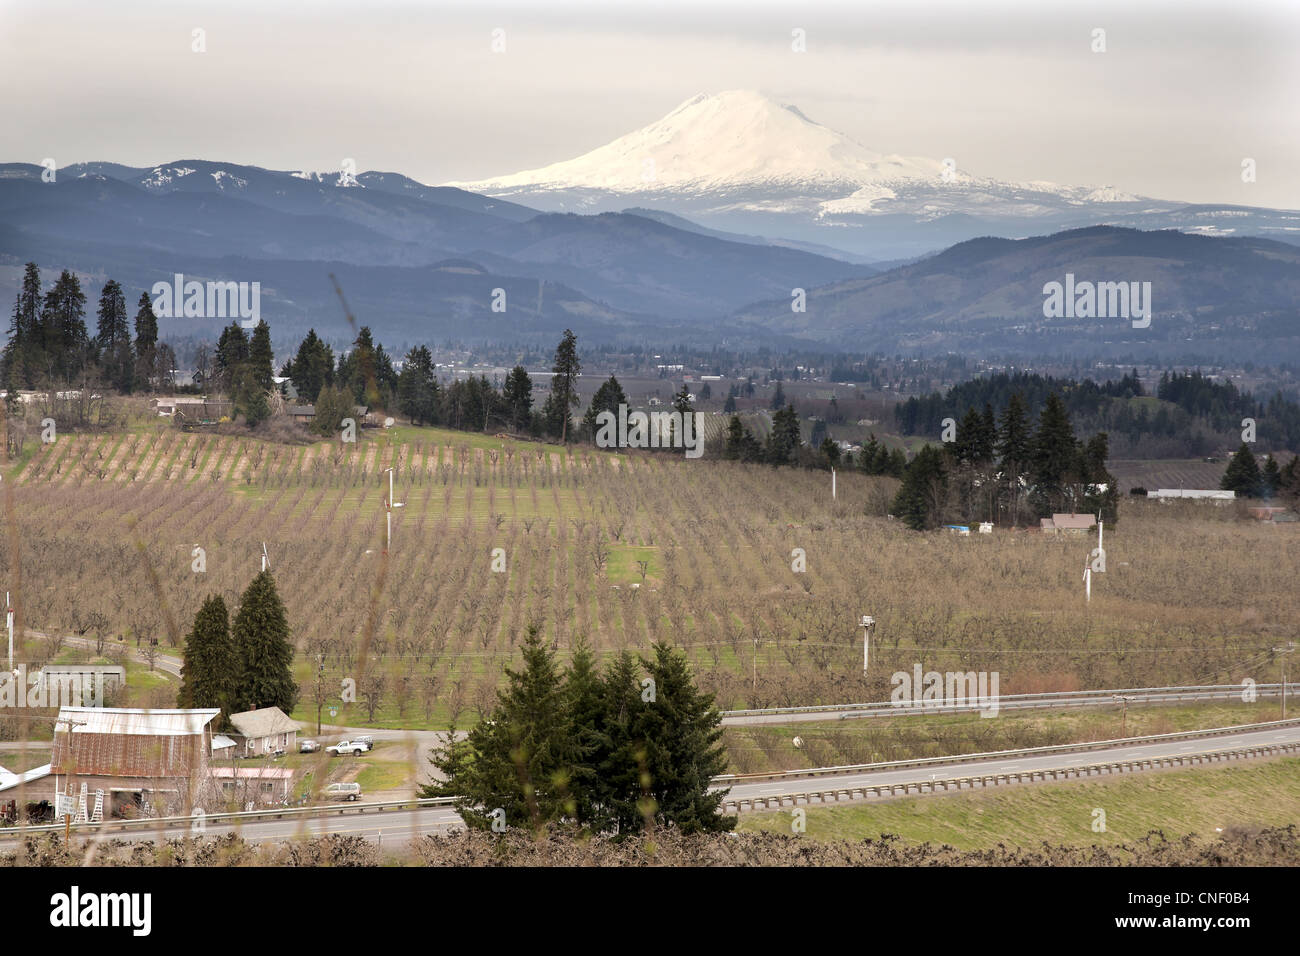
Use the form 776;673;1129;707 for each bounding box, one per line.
382;467;403;554
1274;643;1295;719
860;615;876;674
5;591;13;676
1112;694;1135;736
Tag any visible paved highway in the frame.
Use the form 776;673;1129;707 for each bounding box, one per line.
6;719;1295;848
722;721;1300;803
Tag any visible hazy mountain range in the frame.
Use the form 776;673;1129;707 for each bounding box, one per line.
1;89;1297;359
450;90;1300;262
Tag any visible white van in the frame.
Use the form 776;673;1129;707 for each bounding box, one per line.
325;782;362;802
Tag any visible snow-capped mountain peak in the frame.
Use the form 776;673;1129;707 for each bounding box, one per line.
448;89;955;195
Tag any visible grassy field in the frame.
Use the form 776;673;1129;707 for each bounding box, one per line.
3;419;1296;731
738;756;1300;849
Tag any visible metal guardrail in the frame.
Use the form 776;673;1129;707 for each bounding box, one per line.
2;796;459;839
8;727;1297;836
713;717;1300;784
721;684;1291;720
721;740;1300;813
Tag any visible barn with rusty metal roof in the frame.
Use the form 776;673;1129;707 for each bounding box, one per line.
50;706;221;818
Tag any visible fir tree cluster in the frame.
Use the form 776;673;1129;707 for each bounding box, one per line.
423;627;735;836
1220;442;1300;499
891;392;1119;531
2;262;174;394
178;571;297;724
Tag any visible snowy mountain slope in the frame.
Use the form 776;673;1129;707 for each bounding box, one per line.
447;90;1300;259
449;90;949;195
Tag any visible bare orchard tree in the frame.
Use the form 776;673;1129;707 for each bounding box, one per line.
357;670;386;722
142;638;160;672
191;343;211;392
3;395;28;460
35;371;120;430
420;672;442;722
38;629;66;667
128;606;159;651
311;666;330;735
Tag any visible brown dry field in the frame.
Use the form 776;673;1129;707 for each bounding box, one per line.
2;423;1296;727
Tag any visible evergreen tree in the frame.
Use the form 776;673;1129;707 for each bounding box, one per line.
215;323;250;393
1221;442;1263;498
766;404;801;465
95;280;133;392
177;595;239;723
1030;392;1078;514
582;374;628;442
40;270;90;381
723;391;737;413
247;319;275;391
885;447;908;479
976;403;998;463
427;625;579;832
769;380;786;411
997;392;1033;525
1262;454;1282;498
3;263;45;389
2;295;27;393
397;345;438;425
1277;455;1300;501
372;342;399;409
820;436;841;466
282;328;334;404
232;365;269;427
626;641;735;834
95;279;129;352
592;651;646;833
953;406;983;465
548;329;581;442
231;571;296;714
310;384;353;436
892;444;949;531
1075;432;1119;524
133;292;159;391
337;326;379;407
723;415;746;460
564;638;607;829
860;434;883;474
501;365;533;433
723;415;763;463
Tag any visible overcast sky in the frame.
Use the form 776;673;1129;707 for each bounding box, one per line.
3;0;1297;207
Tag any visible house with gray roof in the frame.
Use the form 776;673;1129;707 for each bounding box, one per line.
226;706;299;759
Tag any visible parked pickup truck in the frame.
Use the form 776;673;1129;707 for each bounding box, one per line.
326;740;371;756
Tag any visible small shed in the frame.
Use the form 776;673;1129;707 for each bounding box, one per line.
1041;514;1097;535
